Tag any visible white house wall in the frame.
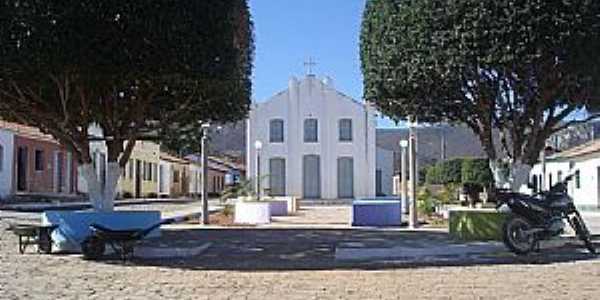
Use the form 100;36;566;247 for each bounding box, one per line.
0;129;15;199
530;157;600;208
247;75;376;199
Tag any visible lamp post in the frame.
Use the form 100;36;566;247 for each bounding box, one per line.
408;118;418;228
254;140;263;200
200;123;210;225
399;140;409;219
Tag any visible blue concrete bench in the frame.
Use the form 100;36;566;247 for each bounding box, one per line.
42;210;161;252
352;199;402;226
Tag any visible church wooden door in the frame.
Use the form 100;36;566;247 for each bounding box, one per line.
337;157;354;199
269;158;286;196
303;155;321;199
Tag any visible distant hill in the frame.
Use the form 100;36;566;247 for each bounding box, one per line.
209;121;246;162
376;125;488;173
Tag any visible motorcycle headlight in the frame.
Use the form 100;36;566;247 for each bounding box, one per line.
497;204;511;213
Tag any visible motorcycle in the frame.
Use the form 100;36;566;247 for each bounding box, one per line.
496;174;596;255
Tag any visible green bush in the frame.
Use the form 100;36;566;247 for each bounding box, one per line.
438;183;460;204
417;186;439;216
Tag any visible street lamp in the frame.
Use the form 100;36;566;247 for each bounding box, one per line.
254;140;263;200
200;123;210;225
399;139;409;219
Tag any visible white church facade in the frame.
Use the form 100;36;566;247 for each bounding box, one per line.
247;74;381;199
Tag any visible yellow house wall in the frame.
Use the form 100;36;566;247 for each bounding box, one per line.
118;141;160;198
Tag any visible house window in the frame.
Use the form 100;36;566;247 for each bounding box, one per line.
339;119;353;142
304;119;318;143
575;170;581;189
0;144;3;172
269;119;284;143
35;150;45;171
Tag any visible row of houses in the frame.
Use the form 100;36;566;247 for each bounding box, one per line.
529;139;600;209
0;121;245;201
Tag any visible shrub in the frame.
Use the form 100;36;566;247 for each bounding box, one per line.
222;204;234;217
417;186;439;216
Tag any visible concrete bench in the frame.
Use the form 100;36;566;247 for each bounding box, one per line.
352;199;402;226
449;208;508;241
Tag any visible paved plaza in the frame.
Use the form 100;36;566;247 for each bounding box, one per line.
2;204;600;299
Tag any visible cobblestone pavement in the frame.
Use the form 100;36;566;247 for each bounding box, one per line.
3;205;600;299
3;222;600;299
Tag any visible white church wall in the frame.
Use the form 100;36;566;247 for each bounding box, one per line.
376;147;394;196
247;75;376;199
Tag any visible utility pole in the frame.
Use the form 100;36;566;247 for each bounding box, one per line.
408;118;418;228
200;123;210;225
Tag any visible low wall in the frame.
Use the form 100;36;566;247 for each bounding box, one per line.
352;200;402;226
449;208;508;241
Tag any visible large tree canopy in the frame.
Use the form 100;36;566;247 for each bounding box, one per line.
361;0;600;187
0;0;254;210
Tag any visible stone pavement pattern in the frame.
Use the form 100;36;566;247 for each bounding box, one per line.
3;222;600;299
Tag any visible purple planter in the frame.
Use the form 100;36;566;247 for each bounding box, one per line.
352;200;402;226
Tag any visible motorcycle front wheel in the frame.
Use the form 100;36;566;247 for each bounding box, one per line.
572;213;596;254
503;215;536;255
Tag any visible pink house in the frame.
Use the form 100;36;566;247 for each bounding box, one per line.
0;121;78;201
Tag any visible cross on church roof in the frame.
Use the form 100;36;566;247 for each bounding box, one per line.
304;57;317;75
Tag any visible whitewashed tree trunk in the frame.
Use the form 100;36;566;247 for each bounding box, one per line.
489;160;510;189
79;163;105;211
510;161;532;192
102;162;121;211
79;162;121;212
489;160;532;191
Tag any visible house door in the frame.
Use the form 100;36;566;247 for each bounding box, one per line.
16;147;28;191
337;157;354;199
269;158;286;196
303;155;321;199
376;169;383;196
597;167;600;208
135;160;142;198
55;152;64;193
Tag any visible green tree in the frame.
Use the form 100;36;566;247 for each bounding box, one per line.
0;0;254;211
361;0;600;189
461;158;493;189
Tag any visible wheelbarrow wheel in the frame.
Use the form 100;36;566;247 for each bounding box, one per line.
81;236;105;260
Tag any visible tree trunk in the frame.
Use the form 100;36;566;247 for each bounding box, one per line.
489;160;531;191
489;160;510;189
102;162;121;211
79;162;121;212
510;161;532;192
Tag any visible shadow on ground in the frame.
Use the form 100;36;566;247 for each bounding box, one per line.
88;228;600;271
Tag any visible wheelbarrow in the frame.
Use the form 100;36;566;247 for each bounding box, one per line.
81;216;183;261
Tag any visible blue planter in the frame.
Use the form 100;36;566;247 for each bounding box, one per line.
42;210;161;252
352;199;402;226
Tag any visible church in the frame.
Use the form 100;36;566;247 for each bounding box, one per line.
246;72;389;200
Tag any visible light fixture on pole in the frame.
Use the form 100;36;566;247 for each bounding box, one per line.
399;139;409;219
254;140;263;200
200;122;210;225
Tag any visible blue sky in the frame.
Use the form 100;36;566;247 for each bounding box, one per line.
248;0;400;128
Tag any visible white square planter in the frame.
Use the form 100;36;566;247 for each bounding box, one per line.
234;201;271;224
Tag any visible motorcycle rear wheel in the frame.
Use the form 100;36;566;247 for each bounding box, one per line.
503;215;536;255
